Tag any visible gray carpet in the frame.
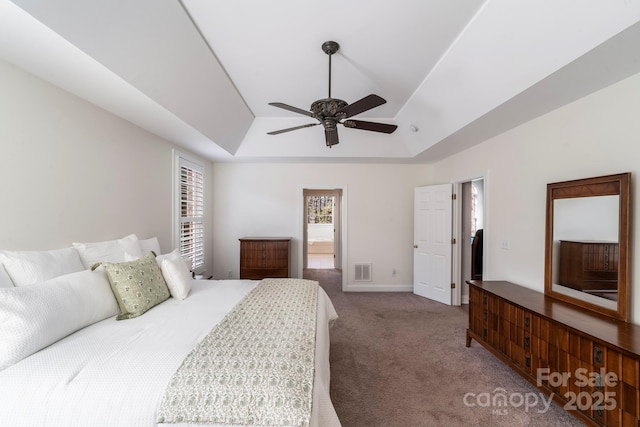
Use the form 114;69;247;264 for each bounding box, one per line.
304;269;584;427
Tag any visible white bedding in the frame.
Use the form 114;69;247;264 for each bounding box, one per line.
0;280;341;427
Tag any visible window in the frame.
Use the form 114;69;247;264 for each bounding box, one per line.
175;153;204;272
306;195;334;224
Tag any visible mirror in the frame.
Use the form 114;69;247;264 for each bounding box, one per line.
544;173;631;321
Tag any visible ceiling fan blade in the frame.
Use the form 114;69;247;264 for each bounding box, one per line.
325;129;339;147
343;119;398;134
267;122;319;135
337;94;387;118
268;102;314;117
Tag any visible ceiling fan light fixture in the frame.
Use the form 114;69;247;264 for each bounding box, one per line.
323;118;338;131
267;40;398;147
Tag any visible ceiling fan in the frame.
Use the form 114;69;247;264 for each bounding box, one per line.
267;41;398;147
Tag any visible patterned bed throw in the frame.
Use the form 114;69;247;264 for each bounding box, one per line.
157;278;319;426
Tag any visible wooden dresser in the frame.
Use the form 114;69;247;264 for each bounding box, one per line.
559;240;619;293
467;280;640;426
239;237;290;280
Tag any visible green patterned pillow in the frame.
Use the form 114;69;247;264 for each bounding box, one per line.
94;251;170;320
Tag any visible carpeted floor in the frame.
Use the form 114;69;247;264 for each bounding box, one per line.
304;269;585;427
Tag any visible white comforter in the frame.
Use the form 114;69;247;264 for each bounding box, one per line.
0;280;341;427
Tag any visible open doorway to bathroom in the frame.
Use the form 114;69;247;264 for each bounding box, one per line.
302;189;343;286
303;189;342;269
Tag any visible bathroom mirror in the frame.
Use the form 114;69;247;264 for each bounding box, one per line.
544;173;631;321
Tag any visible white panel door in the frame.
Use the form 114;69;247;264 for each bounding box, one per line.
413;184;453;305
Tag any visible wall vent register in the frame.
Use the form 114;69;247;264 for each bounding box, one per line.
354;263;372;281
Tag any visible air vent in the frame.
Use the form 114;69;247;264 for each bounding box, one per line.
354;263;372;282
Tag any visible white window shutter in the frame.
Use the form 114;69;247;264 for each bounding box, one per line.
178;156;205;272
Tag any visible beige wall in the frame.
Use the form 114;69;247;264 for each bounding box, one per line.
431;70;640;324
212;162;428;289
0;59;215;272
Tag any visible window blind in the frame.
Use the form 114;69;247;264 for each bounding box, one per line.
178;158;204;271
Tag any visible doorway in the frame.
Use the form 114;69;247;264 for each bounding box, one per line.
459;179;484;303
302;189;343;282
413;178;485;306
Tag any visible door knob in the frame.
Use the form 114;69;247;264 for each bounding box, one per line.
413;244;418;248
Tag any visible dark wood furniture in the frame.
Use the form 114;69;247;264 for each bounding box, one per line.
467;280;640;426
558;240;618;294
471;229;483;280
239;237;290;280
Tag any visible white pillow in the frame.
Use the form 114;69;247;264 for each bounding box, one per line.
0;247;84;287
0;268;119;371
139;237;161;256
0;264;14;288
156;249;192;300
72;234;142;268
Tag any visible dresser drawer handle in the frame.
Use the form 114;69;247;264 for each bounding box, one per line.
594;347;604;365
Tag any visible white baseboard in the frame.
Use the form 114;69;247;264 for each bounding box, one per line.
343;283;413;292
342;284;471;301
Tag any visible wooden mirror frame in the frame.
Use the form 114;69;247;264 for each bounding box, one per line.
544;172;631;321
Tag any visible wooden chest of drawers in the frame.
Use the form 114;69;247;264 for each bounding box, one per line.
467;280;640;426
558;240;618;293
239;237;290;280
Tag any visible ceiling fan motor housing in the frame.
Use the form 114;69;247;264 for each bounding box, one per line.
310;98;348;120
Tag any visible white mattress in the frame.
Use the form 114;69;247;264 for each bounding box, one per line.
0;280;341;427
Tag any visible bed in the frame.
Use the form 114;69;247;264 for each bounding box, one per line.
0;235;341;427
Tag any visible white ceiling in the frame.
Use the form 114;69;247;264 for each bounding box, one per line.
2;0;640;163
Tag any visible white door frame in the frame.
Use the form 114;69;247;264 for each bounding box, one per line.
297;185;348;291
451;182;463;306
451;172;488;305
